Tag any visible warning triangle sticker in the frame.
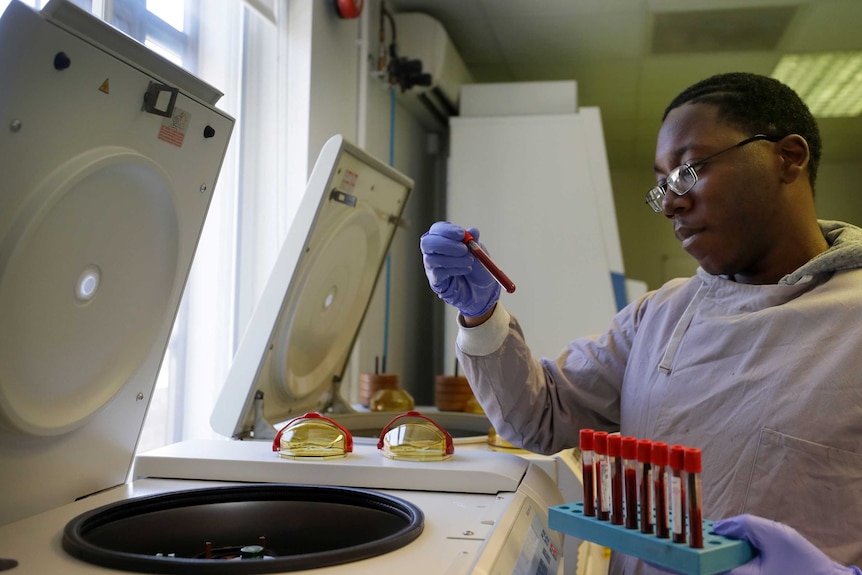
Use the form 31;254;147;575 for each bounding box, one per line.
98;78;110;94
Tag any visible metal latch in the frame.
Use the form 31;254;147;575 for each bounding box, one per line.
142;81;179;117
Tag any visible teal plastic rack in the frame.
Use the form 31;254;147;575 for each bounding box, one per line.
549;502;755;575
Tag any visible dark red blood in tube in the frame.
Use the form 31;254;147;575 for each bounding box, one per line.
622;437;638;530
463;231;516;293
594;432;610;521
685;448;704;549
637;439;653;534
580;429;596;517
652;442;670;539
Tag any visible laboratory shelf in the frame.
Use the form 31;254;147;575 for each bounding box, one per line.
548;502;755;575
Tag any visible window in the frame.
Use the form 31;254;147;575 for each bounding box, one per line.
1;0;90;16
1;0;295;451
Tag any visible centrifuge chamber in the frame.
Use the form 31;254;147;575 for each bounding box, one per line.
61;483;425;574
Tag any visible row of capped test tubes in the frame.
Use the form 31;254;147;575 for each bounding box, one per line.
579;430;704;548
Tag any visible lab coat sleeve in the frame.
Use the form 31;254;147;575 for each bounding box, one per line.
455;299;643;455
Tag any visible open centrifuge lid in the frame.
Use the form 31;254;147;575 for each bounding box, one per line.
0;0;233;524
210;135;412;440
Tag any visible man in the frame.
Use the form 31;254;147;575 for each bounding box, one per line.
420;72;862;574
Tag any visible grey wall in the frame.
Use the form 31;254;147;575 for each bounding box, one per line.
304;0;441;404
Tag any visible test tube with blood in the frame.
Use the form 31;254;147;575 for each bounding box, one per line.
462;230;516;293
685;448;704;548
608;434;624;526
637;439;654;534
580;429;596;517
622;436;639;530
652;442;670;539
594;431;610;521
669;445;688;544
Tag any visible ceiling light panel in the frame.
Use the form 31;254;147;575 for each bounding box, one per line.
772;52;862;117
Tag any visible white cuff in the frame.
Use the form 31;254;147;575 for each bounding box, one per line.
456;303;511;356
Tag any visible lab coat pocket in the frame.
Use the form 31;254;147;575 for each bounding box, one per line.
744;427;862;564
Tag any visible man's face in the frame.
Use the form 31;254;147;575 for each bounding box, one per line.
654;103;784;282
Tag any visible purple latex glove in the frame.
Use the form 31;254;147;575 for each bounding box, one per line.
712;515;861;575
420;221;501;317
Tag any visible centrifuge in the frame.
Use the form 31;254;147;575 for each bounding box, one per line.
0;2;569;574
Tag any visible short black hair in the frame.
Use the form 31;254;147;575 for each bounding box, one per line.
664;72;822;187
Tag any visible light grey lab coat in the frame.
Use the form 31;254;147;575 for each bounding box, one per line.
456;220;862;574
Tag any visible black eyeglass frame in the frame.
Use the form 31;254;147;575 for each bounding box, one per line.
645;133;782;213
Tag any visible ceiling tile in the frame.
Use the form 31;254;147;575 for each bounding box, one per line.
490;12;646;62
779;0;862;52
651;6;797;54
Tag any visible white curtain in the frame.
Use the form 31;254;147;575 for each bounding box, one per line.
143;0;297;449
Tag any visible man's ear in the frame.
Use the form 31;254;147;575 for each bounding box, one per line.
777;134;809;184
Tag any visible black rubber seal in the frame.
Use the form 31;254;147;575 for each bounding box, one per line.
62;484;424;574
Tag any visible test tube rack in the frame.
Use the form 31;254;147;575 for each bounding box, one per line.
548;502;755;575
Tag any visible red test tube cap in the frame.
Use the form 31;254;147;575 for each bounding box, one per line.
621;436;637;460
651;441;669;466
637;439;653;463
684;448;702;473
669;445;686;471
607;434;621;457
594;431;608;455
580;429;595;451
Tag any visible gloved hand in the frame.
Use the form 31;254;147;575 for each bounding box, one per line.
420;221;501;317
712;514;862;575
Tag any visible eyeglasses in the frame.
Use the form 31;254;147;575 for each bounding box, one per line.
645;134;780;213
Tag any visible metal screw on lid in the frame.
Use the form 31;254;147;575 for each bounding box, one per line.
240;545;265;559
